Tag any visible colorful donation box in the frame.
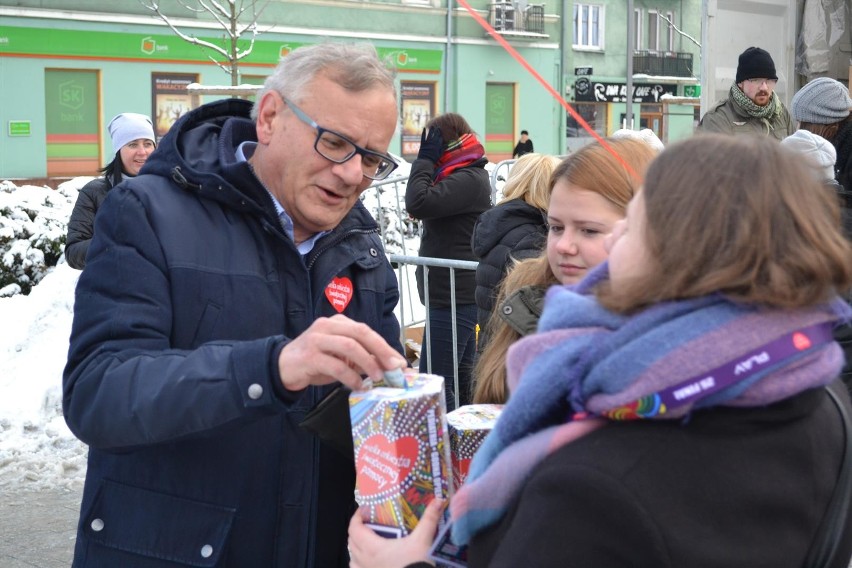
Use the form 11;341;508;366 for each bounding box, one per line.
350;373;452;537
446;404;503;490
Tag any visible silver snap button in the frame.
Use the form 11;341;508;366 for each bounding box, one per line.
502;305;513;315
248;383;263;399
369;248;378;257
201;544;213;558
91;518;104;532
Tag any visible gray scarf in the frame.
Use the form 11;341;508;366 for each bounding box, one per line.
731;83;779;119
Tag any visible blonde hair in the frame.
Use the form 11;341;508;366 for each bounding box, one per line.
500;154;561;211
598;134;852;313
472;138;656;404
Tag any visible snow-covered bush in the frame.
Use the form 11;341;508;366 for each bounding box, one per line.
0;179;81;296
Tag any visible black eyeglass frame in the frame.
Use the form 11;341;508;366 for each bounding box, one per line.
283;97;399;181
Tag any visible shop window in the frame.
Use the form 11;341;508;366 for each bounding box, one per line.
567;103;606;138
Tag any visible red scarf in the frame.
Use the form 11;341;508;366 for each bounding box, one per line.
434;133;486;183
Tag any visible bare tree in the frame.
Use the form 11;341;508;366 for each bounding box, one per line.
140;0;270;86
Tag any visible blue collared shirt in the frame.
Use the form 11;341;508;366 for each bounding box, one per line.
236;141;327;255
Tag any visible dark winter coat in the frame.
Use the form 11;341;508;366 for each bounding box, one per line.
64;169;121;269
406;157;491;309
512;139;533;158
63;98;402;567
469;384;852;567
471;199;546;339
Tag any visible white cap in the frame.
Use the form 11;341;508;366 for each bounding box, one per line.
781;129;837;182
107;113;156;155
610;128;665;153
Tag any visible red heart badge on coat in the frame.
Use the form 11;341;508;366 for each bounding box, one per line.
325;276;353;313
356;434;419;498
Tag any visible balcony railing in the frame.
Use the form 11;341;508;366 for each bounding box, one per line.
487;1;546;36
633;51;694;77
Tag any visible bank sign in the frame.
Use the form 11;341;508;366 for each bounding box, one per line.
574;79;677;103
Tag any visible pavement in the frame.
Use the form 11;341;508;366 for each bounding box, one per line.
0;487;81;568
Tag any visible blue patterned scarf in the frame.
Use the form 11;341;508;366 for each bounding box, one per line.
450;263;850;545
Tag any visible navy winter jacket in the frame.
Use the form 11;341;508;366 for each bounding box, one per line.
63;99;402;567
471;198;546;342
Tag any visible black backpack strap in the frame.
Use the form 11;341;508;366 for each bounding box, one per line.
803;382;852;567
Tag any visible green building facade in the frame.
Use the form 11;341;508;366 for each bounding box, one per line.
1;1;702;179
0;1;563;179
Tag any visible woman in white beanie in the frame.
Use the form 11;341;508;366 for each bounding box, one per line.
790;77;852;196
65;113;156;269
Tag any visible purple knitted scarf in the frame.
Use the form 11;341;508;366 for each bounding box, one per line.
450;263;850;545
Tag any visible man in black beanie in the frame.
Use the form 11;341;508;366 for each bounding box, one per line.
698;46;793;140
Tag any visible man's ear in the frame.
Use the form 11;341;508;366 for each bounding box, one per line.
255;91;282;145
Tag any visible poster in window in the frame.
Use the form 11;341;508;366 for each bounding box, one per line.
151;73;200;142
400;82;436;161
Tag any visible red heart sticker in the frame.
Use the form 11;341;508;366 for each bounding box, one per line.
325;276;353;313
792;332;812;351
356;434;419;498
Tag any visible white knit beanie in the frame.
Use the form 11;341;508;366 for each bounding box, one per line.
781;130;837;181
610;128;665;153
790;77;852;125
108;113;156;155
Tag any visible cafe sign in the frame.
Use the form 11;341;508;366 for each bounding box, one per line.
574;81;677;103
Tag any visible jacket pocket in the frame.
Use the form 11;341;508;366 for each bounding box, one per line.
83;480;235;567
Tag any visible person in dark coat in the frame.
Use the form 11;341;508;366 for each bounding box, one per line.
471;153;558;347
348;134;852;568
406;113;492;410
512;130;533;158
64;112;156;269
63;43;408;568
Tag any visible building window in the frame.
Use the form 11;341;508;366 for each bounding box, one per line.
633;9;642;51
639;9;676;52
573;4;604;49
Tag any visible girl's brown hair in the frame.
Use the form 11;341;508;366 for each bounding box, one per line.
472;138;657;404
426;113;474;143
472;254;558;404
598;133;852;313
797;114;852;145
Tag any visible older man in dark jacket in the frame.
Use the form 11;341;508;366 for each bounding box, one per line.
63;43;407;567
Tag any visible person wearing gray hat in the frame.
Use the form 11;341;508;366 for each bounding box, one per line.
697;46;794;140
65;112;157;269
790;76;852;198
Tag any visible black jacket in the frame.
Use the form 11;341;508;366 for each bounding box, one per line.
63;98;402;567
406;157;492;308
64;170;120;269
470;385;852;567
512;139;533;158
471;199;546;338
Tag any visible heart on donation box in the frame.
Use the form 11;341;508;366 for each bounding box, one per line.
325;276;353;313
355;434;419;499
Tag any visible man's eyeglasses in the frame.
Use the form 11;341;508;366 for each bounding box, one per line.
745;78;777;87
283;97;399;181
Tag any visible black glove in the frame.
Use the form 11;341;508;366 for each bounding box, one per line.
418;126;444;164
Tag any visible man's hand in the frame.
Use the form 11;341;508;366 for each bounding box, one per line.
348;498;444;568
277;314;407;392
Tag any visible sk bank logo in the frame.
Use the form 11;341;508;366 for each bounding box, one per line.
386;50;416;67
59;81;84;110
141;37;156;55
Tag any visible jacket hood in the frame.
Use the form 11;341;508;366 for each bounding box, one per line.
139;98;268;214
472;199;546;257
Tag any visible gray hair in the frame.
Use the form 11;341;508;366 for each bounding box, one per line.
250;42;398;121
